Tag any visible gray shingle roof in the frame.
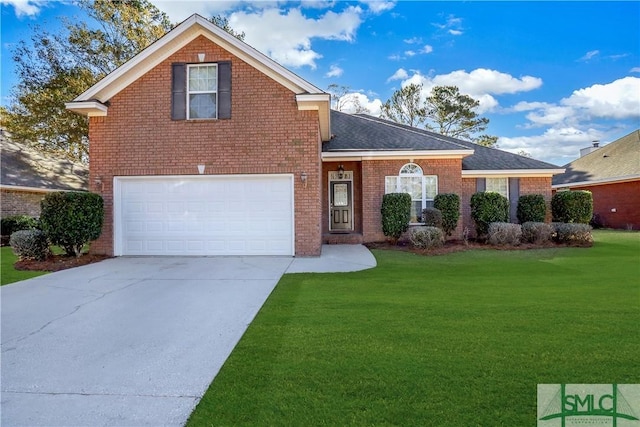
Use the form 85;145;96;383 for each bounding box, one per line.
325;111;562;171
552;130;640;185
1;135;88;191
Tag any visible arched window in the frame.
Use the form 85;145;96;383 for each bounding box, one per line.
385;163;438;223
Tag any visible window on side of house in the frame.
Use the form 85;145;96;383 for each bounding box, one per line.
187;64;217;119
385;163;438;223
485;177;509;199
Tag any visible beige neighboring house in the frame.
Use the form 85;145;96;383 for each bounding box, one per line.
1;132;88;219
552;130;640;230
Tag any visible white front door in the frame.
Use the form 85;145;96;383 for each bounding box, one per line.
114;175;294;256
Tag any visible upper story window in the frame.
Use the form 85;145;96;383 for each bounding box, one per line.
486;177;509;199
385;163;438;223
187;64;217;119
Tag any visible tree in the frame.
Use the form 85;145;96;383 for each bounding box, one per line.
208;15;245;41
327;84;369;114
3;0;172;162
424;85;493;142
380;84;498;145
380;83;425;127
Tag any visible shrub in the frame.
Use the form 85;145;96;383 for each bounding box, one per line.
551;191;593;224
422;207;443;228
517;194;546;223
521;222;555;244
1;215;39;236
434;193;460;237
554;223;593;244
40;192;104;257
381;193;411;242
409;226;444;249
470;192;509;238
9;229;50;261
487;222;522;246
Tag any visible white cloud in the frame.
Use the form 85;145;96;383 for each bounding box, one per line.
631;67;640;73
404;50;416;57
2;0;41;17
359;0;396;14
432;14;464;36
562;76;640;119
387;68;408;82
337;92;383;115
229;6;363;69
421;45;433;54
448;29;463;36
325;64;344;78
579;50;600;61
397;68;542;113
498;127;605;165
151;1;241;22
403;37;422;45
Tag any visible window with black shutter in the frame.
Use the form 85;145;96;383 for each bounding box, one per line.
172;61;231;120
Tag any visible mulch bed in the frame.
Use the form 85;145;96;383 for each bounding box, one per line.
14;254;112;272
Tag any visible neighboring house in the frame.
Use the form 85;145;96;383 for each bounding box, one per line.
0;132;88;219
66;14;563;257
553;130;640;230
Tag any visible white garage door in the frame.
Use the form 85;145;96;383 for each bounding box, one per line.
114;175;294;256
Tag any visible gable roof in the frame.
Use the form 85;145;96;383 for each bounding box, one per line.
65;14;331;141
552;129;640;187
1;134;88;192
324;111;563;175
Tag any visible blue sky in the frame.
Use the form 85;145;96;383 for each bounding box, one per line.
1;1;639;165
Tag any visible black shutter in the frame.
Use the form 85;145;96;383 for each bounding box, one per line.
171;63;186;120
509;178;520;223
218;61;231;119
476;178;486;192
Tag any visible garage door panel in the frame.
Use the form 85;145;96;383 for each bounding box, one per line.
116;175;293;256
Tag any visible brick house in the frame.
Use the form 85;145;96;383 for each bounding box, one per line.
66;14;562;257
1;133;88;219
553;130;640;230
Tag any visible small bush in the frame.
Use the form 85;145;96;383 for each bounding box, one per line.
434;193;460;237
517;194;546;223
9;229;50;261
487;222;522;246
409;226;444;249
554;223;593;244
422;207;443;228
521;222;555;244
40;192;104;257
381;193;411;242
1;215;39;236
470;192;509;238
552;191;593;224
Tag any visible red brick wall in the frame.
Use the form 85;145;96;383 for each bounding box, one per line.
1;189;44;218
569;181;640;230
361;158;463;242
88;35;322;255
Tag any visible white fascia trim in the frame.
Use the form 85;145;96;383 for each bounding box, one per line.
551;174;640;189
322;150;474;161
1;184;85;193
64;101;108;116
296;94;331;106
73;14;323;104
462;169;565;178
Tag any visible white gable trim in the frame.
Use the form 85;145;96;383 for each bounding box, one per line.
322;150;474;161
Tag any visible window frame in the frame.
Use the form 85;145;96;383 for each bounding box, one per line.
385;163;438;224
186;63;218;120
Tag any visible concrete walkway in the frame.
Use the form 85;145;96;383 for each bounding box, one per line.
1;245;375;426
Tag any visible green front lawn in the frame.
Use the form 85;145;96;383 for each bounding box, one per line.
0;246;48;285
188;230;640;426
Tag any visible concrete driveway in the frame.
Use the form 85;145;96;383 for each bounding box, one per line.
1;256;293;426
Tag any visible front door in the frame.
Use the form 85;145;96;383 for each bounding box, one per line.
330;181;352;231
